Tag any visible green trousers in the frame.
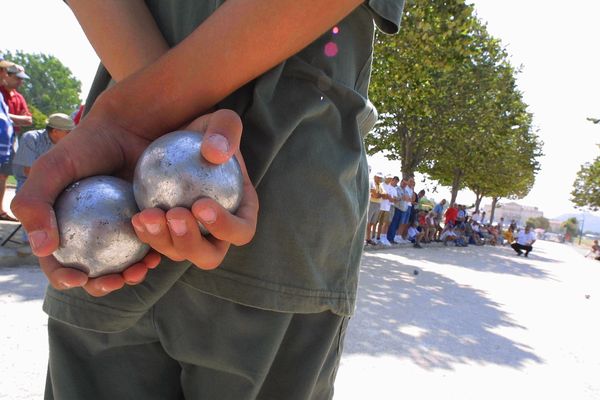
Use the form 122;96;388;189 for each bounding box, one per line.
45;281;349;400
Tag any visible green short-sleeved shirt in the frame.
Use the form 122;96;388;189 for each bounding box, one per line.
44;0;404;332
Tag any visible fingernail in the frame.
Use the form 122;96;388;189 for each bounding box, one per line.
167;219;187;236
29;230;48;252
144;223;161;235
197;207;217;224
205;134;229;155
131;218;145;232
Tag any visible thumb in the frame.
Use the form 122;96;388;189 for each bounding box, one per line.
187;109;242;165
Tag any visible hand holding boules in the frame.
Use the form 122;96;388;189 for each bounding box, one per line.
130;111;258;271
11;109;258;296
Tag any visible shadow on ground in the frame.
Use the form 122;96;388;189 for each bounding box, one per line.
0;266;46;302
345;248;544;370
367;242;556;279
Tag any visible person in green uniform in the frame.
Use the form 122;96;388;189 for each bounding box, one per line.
12;1;403;399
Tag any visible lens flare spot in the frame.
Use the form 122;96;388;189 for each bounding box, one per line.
324;42;338;58
332;26;340;35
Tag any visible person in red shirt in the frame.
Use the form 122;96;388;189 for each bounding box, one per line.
0;63;32;221
444;202;459;227
0;64;32;132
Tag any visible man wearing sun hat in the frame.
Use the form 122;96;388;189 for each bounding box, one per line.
13;113;74;191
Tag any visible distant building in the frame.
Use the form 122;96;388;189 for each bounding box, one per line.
483;201;543;226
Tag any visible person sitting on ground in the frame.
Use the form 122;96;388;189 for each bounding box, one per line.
464;219;477;245
511;225;537;257
470;220;484;245
479;223;492;244
589;240;600;260
454;223;468;247
407;221;424;249
486;224;499;246
425;210;436;242
503;225;515;244
440;222;457;246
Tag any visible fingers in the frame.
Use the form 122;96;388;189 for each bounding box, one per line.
186;109;242;165
39;256;89;290
191;176;258;246
39;249;161;297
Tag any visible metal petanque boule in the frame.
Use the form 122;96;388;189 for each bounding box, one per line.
53;176;150;277
133;130;244;234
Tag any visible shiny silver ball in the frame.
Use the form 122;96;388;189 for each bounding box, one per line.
53;176;150;277
133;130;244;234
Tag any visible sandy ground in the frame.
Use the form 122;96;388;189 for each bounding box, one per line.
334;241;600;400
1;218;599;398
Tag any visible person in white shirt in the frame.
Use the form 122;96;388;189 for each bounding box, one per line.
511;226;537;257
376;174;395;245
407;222;424;248
365;172;384;246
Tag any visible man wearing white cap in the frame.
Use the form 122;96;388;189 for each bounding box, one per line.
13;113;74;191
1;64;32;130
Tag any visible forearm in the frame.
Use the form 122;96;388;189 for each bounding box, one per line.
10;114;32;126
91;0;363;139
66;0;169;81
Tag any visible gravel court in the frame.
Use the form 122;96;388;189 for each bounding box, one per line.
0;240;598;399
335;240;600;400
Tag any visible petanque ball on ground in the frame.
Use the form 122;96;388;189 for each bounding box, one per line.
133;130;244;234
53;176;150;278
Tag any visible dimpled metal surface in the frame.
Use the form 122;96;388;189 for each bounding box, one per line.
53;176;150;277
133;130;244;233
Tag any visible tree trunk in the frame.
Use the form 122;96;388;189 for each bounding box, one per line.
473;189;484;212
399;125;415;179
489;197;499;223
450;168;463;205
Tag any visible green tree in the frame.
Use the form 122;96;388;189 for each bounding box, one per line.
561;217;580;242
526;216;549;230
29;105;48;130
571;151;600;211
1;50;82;116
368;0;481;178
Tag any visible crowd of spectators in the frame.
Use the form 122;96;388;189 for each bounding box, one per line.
0;56;78;234
366;170;527;252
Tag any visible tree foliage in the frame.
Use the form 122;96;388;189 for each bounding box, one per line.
368;0;481;179
526;216;549;230
367;0;542;207
561;217;580;241
1;50;82;116
571;150;600;211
